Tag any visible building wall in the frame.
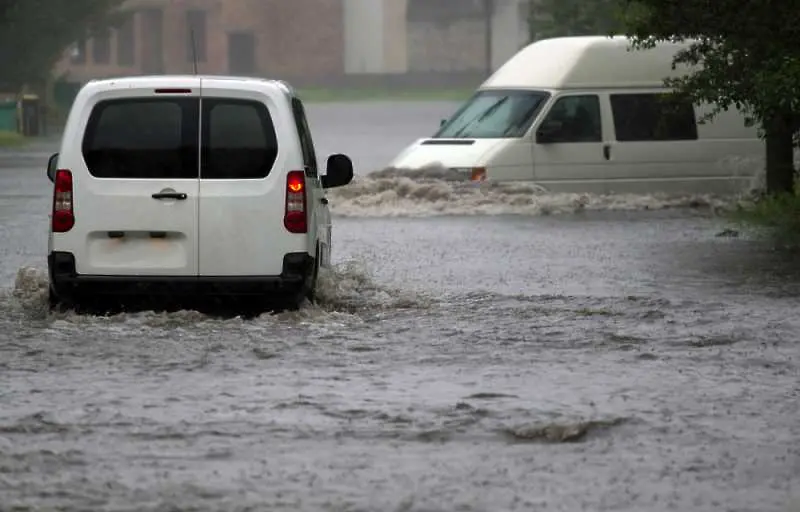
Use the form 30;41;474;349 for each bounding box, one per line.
343;0;409;75
51;0;527;87
492;0;530;70
54;0;345;83
382;0;409;73
406;0;484;73
256;0;344;79
406;0;528;74
407;17;487;73
343;0;386;74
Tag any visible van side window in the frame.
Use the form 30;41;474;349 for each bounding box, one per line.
291;97;318;178
540;95;602;143
610;93;698;141
82;98;199;179
201;98;278;180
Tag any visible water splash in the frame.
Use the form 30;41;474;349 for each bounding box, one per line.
500;416;628;443
3;266;51;320
328;165;755;218
315;258;433;313
1;260;432;325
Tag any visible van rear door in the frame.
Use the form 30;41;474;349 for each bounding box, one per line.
71;81;201;276
197;79;287;277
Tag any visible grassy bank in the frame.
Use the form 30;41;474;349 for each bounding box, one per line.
0;131;28;148
728;185;800;247
295;87;474;103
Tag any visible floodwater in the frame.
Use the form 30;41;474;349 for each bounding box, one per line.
1;102;799;512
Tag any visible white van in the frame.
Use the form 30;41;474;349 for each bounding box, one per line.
46;75;353;312
389;36;764;195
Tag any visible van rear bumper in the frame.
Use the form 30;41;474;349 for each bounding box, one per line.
48;251;312;300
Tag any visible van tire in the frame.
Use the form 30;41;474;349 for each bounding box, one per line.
277;248;318;312
305;245;320;304
48;287;71;313
48;288;57;310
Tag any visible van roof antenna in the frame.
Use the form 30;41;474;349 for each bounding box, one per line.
189;28;199;75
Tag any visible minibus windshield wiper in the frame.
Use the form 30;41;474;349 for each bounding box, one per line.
450;96;510;138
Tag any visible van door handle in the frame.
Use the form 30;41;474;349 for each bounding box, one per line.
321;197;329;205
152;192;187;200
603;144;611;160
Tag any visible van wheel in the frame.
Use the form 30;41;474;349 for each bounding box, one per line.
48;287;71;313
48;288;58;310
305;246;320;304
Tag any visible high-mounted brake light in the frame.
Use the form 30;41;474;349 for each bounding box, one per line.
284;170;307;233
154;88;193;94
52;169;74;232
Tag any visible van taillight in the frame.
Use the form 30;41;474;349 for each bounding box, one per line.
284;170;307;233
52;169;74;233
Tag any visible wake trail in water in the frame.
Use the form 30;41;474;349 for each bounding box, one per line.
0;260;433;326
326;165;760;218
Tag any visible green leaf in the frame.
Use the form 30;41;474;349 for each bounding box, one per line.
0;0;126;90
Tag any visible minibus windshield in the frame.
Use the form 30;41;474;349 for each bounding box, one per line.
433;89;550;139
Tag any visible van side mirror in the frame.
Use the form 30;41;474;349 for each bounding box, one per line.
536;120;563;144
321;154;354;189
46;153;59;182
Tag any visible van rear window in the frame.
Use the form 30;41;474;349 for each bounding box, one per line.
82;98;199;179
201;99;278;180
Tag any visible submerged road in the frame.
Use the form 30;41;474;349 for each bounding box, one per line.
0;101;798;511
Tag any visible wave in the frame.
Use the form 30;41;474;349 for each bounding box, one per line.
327;165;758;218
0;260;433;325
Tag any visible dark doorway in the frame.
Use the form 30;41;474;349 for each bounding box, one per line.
140;8;164;74
228;32;256;75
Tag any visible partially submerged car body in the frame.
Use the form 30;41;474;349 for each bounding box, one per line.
389;36;763;195
47;75;353;312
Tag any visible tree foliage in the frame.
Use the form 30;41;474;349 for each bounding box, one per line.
621;0;800;194
529;0;624;41
0;0;125;91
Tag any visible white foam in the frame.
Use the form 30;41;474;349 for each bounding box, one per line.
315;259;433;312
327;166;755;218
6;266;50;320
0;259;432;326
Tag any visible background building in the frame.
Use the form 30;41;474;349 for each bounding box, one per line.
54;0;531;86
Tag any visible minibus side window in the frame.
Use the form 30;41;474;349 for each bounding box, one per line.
538;95;602;143
610;93;698;141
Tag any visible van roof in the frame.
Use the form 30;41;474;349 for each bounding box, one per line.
481;36;696;90
82;75;296;96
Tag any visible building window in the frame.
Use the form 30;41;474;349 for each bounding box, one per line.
186;10;207;62
116;15;136;66
610;93;698;142
141;8;164;74
407;0;484;21
92;28;112;64
70;39;87;64
227;32;256;75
